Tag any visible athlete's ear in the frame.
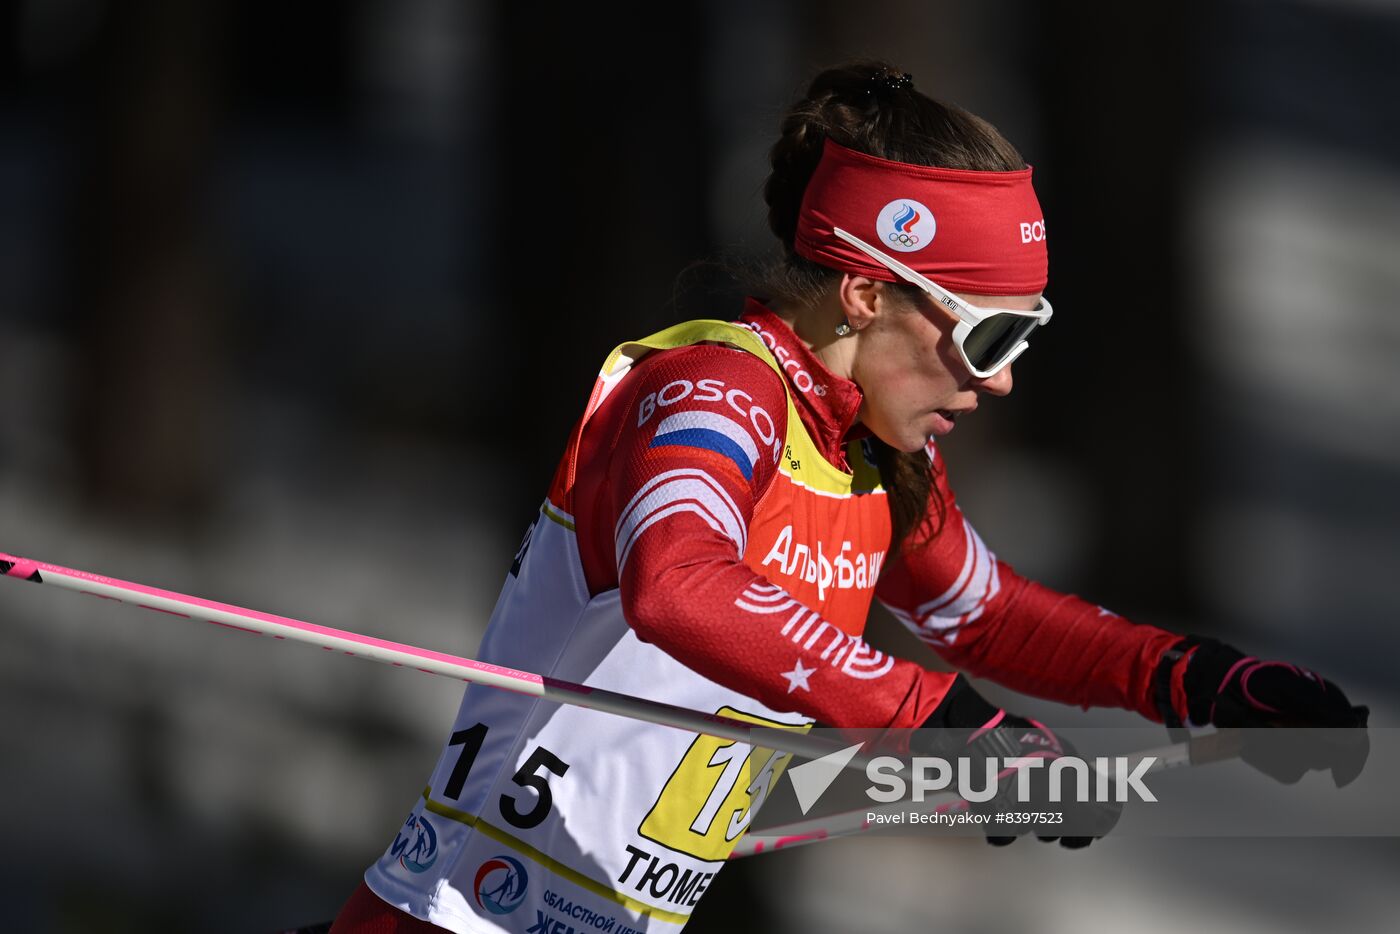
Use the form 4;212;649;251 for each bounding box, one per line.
837;274;886;330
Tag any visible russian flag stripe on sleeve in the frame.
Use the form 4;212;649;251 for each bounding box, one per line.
650;411;760;481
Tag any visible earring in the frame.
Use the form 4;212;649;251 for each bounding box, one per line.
835;322;853;337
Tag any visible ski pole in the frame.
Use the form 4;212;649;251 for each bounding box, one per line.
0;551;853;764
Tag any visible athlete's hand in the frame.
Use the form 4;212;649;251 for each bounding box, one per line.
1160;637;1370;787
919;677;1120;848
968;713;1121;849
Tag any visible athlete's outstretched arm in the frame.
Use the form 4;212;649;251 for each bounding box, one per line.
571;344;954;729
874;442;1182;721
874;443;1370;785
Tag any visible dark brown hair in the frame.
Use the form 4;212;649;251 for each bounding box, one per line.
759;60;1027;555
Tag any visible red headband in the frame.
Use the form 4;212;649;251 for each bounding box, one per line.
794;138;1048;294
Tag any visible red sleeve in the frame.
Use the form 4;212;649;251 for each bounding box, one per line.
573;344;955;729
874;442;1181;721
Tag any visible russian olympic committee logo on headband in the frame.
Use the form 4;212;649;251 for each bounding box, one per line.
877;199;936;252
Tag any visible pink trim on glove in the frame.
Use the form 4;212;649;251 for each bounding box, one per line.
969;709;1006;742
1238;661;1299;714
1209;655;1257;723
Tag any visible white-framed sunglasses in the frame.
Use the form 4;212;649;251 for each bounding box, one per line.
832;226;1053;379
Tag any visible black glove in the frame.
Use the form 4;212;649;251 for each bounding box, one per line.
1154;637;1370;786
920;677;1120;848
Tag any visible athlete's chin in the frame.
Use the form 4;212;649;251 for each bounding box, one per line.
888;413;955;451
866;414;944;453
878;425;935;454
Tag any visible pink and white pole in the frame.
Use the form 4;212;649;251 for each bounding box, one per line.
0;551;846;763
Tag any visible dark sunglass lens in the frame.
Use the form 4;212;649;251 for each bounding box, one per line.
964;314;1040;371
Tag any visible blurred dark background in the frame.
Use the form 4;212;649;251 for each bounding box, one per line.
2;1;1397;931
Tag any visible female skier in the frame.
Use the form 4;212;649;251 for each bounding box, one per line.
329;61;1369;933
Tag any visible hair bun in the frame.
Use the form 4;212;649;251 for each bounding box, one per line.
867;70;913;99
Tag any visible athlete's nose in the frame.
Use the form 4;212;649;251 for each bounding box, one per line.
972;363;1014;397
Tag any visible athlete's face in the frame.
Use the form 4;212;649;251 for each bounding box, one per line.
851;284;1040;453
